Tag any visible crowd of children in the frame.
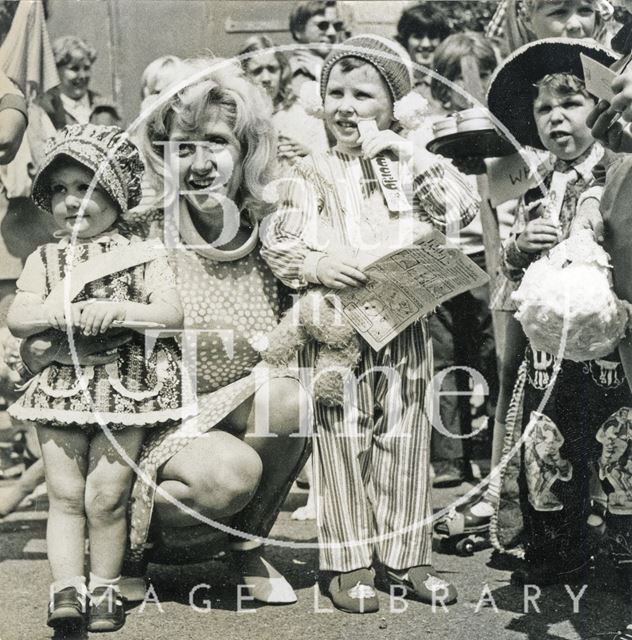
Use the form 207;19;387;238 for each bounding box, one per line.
2;0;632;635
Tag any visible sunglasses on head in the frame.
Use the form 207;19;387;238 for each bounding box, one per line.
315;19;344;32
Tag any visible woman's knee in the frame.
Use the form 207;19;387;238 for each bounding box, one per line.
259;378;305;437
190;445;263;517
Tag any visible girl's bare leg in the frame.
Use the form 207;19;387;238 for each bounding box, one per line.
37;425;89;582
84;427;145;579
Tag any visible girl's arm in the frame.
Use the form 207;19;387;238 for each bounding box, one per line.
8;292;51;338
78;256;183;335
5;250;85;338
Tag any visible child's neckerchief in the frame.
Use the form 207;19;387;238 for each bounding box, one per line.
541;144;603;230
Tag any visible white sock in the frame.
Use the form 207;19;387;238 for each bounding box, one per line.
52;575;86;594
88;573;121;594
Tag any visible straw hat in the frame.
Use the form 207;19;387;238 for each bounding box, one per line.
486;38;617;149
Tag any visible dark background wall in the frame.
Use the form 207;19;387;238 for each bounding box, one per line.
43;0;408;124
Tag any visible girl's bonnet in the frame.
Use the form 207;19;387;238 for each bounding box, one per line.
32;123;144;215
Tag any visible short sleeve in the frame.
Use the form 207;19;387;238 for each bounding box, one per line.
16;250;47;300
144;255;178;299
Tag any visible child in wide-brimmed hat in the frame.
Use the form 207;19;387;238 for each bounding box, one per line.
6;124;189;633
262;33;480;613
487;38;632;588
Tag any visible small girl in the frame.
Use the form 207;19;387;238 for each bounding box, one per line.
7;124;188;633
262;34;478;613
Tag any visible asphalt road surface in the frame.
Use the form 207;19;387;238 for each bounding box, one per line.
1;482;631;640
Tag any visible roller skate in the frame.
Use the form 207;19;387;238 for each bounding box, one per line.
434;492;493;556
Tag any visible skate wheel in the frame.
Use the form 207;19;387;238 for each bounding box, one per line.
456;538;475;556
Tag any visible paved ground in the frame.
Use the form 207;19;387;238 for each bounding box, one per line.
1;478;631;640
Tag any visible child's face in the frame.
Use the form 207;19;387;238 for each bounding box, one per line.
245;52;282;100
526;0;596;39
533;86;596;160
448;67;493;111
49;163;119;238
324;62;394;152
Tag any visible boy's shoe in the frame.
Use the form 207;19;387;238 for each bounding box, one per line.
327;568;379;614
386;566;458;605
87;586;125;632
47;586;85;629
511;561;590;587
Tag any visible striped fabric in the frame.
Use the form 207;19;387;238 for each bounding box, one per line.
261;150;479;289
485;0;509;41
306;322;434;572
261;149;479;572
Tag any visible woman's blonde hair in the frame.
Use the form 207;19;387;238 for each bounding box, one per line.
140;58;278;219
53;35;97;67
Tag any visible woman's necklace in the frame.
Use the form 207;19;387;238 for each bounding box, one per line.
178;200;259;262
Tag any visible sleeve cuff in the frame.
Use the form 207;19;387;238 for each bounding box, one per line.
0;93;28;120
302;251;326;284
505;236;535;271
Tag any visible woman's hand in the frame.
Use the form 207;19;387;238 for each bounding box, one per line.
79;301;127;335
278;137;310;160
570;198;604;243
516;219;560;253
21;328;133;374
360;128;412;161
611;69;632;122
316;256;367;289
587;100;632;153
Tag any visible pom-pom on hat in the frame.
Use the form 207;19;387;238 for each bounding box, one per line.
32;124;145;215
486;38;617;150
320;34;413;103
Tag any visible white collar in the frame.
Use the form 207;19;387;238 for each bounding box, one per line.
56;231;130;248
59;91;92;124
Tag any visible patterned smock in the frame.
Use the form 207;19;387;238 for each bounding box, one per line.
9;232;187;428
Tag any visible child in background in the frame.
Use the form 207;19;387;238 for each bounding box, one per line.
7;124;187;632
487;39;632;586
450;0;614;526
424;32;507;489
486;0;614;54
262;34;479;613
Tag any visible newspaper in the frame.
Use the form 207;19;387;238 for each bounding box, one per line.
330;229;490;351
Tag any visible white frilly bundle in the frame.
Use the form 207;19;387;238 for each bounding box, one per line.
512;231;630;362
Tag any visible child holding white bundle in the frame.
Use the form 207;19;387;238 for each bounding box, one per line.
7;124;187;632
487;39;632;587
262;34;479;613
